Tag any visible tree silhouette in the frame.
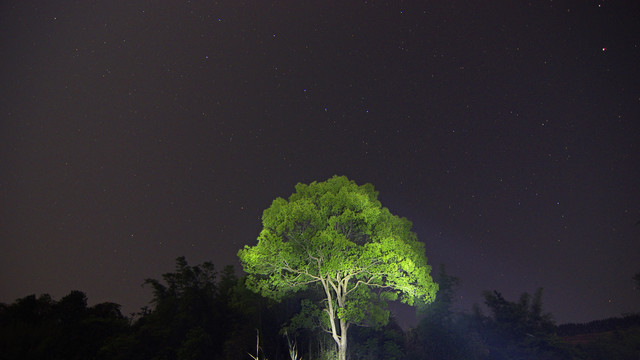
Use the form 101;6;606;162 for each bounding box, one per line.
0;291;128;360
406;265;482;360
471;288;569;359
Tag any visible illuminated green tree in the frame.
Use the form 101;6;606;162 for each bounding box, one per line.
238;175;438;360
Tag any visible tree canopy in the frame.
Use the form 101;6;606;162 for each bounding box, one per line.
238;175;438;360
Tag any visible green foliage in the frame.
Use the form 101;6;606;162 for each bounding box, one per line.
238;175;436;306
238;175;437;360
239;175;437;307
348;318;406;360
289;299;326;331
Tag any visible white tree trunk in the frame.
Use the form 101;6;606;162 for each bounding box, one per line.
322;276;349;360
338;318;348;360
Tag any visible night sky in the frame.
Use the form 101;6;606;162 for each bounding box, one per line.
1;1;639;327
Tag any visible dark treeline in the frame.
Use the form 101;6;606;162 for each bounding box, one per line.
558;314;640;336
1;258;639;360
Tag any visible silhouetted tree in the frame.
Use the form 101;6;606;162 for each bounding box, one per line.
0;293;57;359
406;265;483;360
0;291;128;360
100;256;298;360
471;288;570;359
135;257;222;359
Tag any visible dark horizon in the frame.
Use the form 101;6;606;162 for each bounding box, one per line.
1;1;639;327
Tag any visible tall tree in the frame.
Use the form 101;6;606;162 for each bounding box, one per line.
121;257;222;360
238;175;438;360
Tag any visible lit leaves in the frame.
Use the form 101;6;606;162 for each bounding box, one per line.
238;175;437;325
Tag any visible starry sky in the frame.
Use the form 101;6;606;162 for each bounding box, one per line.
1;1;638;326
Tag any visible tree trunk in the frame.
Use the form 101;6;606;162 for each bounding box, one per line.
322;275;350;360
338;318;348;360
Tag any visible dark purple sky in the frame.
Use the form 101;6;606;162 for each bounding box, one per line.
1;1;638;326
